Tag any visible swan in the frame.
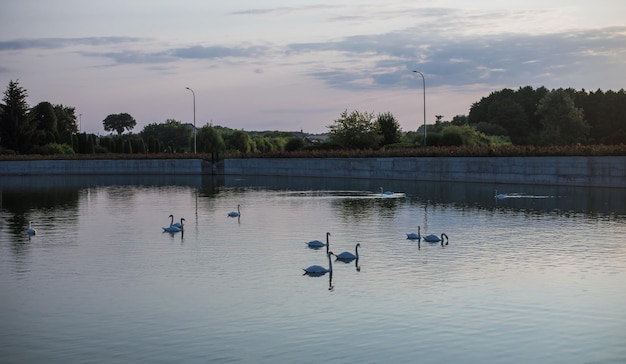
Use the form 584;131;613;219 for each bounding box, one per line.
334;243;360;262
163;225;182;233
173;218;185;229
303;251;334;275
26;221;36;236
228;204;241;217
380;187;394;196
422;233;449;245
306;232;330;251
406;226;421;240
495;190;507;199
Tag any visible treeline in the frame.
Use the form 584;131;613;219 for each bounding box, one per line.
467;86;626;145
1;80;625;159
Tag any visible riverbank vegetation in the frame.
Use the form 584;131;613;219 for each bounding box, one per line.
1;80;625;159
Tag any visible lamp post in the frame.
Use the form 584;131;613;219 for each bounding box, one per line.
185;87;196;154
412;70;426;146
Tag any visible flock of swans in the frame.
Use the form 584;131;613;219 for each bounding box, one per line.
303;232;361;278
406;225;449;248
161;204;242;235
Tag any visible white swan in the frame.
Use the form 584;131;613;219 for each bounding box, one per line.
303;251;334;275
163;225;182;233
162;215;182;233
26;221;36;236
173;218;185;229
306;232;330;251
406;226;421;240
422;233;449;245
334;243;360;262
228;204;241;217
495;190;507;199
380;187;394;196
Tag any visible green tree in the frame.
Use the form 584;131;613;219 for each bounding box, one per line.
0;80;32;153
536;89;589;145
376;112;402;146
285;137;304;151
450;115;468;125
487;98;529;144
197;124;225;161
30;101;58;147
328;109;381;149
140;119;192;152
54;104;78;136
103;113;136;135
227;130;252;153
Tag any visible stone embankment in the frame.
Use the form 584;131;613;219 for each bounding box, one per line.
1;156;624;188
223;156;626;188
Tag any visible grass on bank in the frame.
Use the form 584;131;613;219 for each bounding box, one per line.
1;144;626;161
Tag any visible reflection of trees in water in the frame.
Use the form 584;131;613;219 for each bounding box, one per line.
199;175;223;198
332;198;404;222
1;188;80;270
104;185;137;203
2;189;80;234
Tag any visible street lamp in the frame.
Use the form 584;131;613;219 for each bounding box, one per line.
185;87;196;154
412;70;426;146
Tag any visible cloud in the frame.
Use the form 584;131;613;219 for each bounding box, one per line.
230;4;343;16
285;26;626;90
0;37;141;50
171;45;268;59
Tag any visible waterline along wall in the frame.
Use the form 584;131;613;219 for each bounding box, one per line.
1;156;624;188
0;159;212;176
223;156;626;188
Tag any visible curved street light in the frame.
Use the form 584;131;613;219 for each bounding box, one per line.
185;87;197;154
412;70;426;146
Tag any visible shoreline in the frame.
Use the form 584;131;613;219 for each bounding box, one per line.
1;156;624;188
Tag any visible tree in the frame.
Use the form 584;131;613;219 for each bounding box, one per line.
0;80;32;153
328;109;381;149
285;137;304;152
54;104;78;136
487;98;529;144
376;112;402;146
228;130;252;153
103;113;136;135
30;101;58;147
140;119;192;152
197;124;225;161
536;89;589;145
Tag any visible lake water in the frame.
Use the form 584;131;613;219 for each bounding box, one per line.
1;175;625;364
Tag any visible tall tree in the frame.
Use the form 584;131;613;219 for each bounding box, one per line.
536;89;589;145
376;112;402;146
197;124;225;162
30;101;58;146
103;113;136;135
0;80;31;153
328;109;381;149
140;119;192;152
54;104;78;135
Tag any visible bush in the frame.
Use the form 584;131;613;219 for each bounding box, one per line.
284;137;304;152
31;143;75;155
0;146;16;155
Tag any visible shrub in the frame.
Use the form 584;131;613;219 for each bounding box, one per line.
285;137;304;152
31;143;75;155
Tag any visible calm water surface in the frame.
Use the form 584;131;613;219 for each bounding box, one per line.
1;175;625;364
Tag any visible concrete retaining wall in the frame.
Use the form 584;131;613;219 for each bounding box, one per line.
2;157;624;187
224;156;626;188
0;159;213;175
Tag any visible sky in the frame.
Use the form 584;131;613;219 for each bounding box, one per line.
1;0;625;135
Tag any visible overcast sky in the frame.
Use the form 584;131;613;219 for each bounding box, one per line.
1;0;625;134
